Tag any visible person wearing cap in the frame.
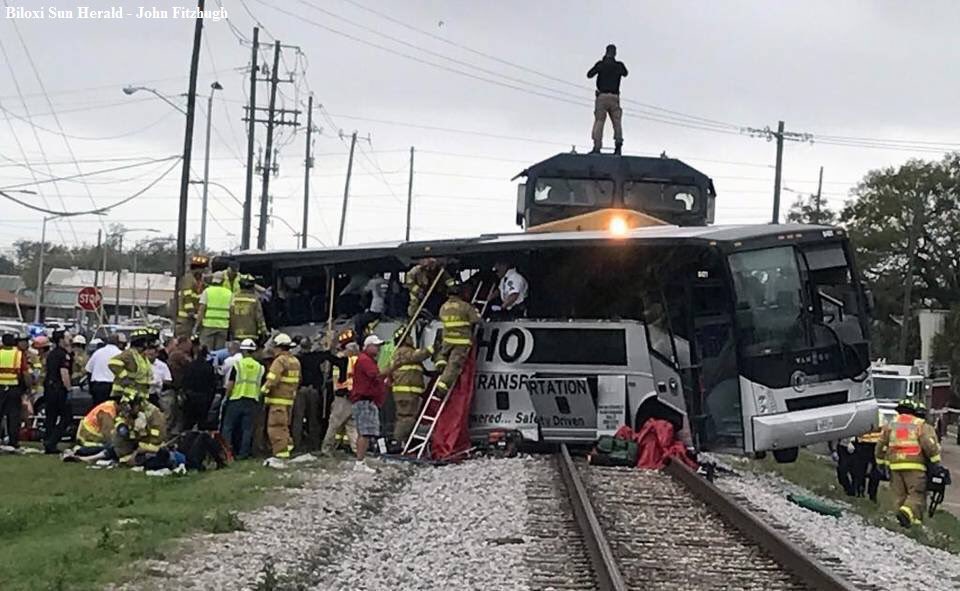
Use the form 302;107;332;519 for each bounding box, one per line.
875;397;942;527
195;271;233;351
230;275;267;343
435;281;482;396
320;330;358;456
223;339;264;459
108;329;155;402
389;327;433;443
29;335;50;399
490;261;529;319
85;334;122;406
0;333;30;448
404;258;455;320
42;330;74;454
260;333;302;458
176;255;209;339
70;334;89;385
350;335;387;472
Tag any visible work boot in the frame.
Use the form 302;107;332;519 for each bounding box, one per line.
353;460;376;474
896;507;912;528
589;146;601;154
614;142;622;156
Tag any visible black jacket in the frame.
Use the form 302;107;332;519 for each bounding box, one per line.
587;57;628;94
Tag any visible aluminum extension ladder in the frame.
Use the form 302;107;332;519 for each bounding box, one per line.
401;281;489;459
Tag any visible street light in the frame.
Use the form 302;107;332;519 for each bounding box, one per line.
110;227;160;324
35;211;106;324
122;85;187;115
200;81;223;251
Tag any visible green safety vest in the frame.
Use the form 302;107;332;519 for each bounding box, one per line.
202;285;232;329
231;356;263;401
0;347;22;386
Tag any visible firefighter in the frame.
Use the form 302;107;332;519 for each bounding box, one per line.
176;255;209;339
75;399;118;449
404;258;455;319
260;333;302;458
30;335;50;397
320;330;358;455
390;327;432;442
852;411;884;502
113;395;166;462
876;398;942;527
194;271;233;351
0;333;30;448
230;275;267;343
223;258;242;293
70;334;89;385
435;280;481;395
108;328;156;401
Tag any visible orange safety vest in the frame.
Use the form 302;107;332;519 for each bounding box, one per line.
77;400;118;446
0;347;22;387
887;414;927;470
332;354;357;391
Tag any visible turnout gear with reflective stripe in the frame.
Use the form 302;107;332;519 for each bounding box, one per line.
108;348;152;401
176;272;204;337
230;356;264;401
71;350;88;383
331;353;357;392
261;351;301;404
113;402;166;455
0;347;23;386
876;412;941;472
201;285;232;330
76;400;118;447
404;264;455;318
439;295;481;346
230;288;267;340
390;344;431;395
857;410;884;444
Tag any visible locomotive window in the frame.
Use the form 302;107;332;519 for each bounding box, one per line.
624;182;700;212
533;178;614;207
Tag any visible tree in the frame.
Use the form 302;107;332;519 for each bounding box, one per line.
0;255;18;275
932;306;960;402
785;193;837;225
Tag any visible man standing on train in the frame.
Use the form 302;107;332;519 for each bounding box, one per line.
587;43;628;155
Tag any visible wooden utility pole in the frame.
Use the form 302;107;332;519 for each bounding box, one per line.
173;0;205;316
301;94;314;249
814;165;824;224
338;131;358;246
405;146;415;241
241;27;259;251
771;120;785;224
257;41;282;250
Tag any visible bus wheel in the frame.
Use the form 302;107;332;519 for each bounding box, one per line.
752;451;767;460
773;447;799;463
633;397;682;433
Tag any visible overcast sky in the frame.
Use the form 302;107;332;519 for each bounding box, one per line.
1;0;959;259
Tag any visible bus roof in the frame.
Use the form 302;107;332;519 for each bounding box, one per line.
232;223;843;271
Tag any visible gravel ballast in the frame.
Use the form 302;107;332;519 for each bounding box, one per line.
718;468;960;591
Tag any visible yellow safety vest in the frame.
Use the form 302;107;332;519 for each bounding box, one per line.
231;356;263;401
202;285;232;329
0;347;22;387
332;355;357;391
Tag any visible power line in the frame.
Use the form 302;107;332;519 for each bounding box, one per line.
0;155;181;191
0;105;177;141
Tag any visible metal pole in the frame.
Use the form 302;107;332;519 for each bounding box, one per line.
93;229;101;290
242;27;259;250
302;94;313;249
338;131;358;246
34;217;48;324
771;120;785;224
131;250;138;319
200;89;214;251
257;40;282;250
114;234;123;324
174;0;205;320
405;146;414;241
814;165;824;224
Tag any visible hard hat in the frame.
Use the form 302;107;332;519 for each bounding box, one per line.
274;333;292;347
896;398;919;414
130;327;159;347
89;338;104;347
71;334;87;346
190;255;209;269
240;338;257;351
32;335;51;349
337;328;355;345
393;326;412;344
211;271;225;284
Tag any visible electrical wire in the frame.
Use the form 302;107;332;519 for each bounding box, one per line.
0;105;178;141
0;155;182;191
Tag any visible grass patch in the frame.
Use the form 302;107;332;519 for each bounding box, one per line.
745;450;960;554
0;455;295;591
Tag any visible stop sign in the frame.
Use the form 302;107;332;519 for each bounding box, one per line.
77;287;102;311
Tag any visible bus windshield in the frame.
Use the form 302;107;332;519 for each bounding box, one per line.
729;246;805;356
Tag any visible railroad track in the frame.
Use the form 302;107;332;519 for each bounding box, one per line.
548;444;860;591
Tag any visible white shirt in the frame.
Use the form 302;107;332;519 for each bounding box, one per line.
364;276;388;314
499;269;528;309
222;352;243;387
151;359;172;394
86;344;121;383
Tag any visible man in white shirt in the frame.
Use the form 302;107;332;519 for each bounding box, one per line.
220;341;243;388
85;335;122;405
492;261;529;319
148;350;173;401
354;274;389;343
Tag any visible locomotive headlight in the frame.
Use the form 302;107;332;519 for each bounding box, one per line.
608;215;628;237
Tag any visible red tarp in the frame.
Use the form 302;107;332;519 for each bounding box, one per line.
430;346;477;461
615;420;697;470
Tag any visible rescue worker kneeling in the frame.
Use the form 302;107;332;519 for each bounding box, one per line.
390;327;432;442
875;398;942;527
261;333;301;458
113;395;167;464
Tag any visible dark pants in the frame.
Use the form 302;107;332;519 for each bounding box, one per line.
89;381;113;406
183;391;213;431
0;386;23;447
852;442;880;501
836;444;856;496
43;389;72;453
222;398;258;459
291;386;321;452
354;310;382;344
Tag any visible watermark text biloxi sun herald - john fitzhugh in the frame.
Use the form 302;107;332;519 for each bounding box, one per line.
4;5;228;20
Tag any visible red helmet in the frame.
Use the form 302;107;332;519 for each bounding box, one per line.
32;335;51;349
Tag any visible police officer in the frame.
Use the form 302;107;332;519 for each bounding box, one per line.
108;328;156;401
0;333;29;448
390;327;432;443
404;258;455;319
435;280;481;395
876;398;942;527
194;271;233;351
260;333;302;458
230;275;267;343
176;255;208;339
223;339;264;459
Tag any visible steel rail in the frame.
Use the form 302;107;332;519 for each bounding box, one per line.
557;444;628;591
664;458;860;591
